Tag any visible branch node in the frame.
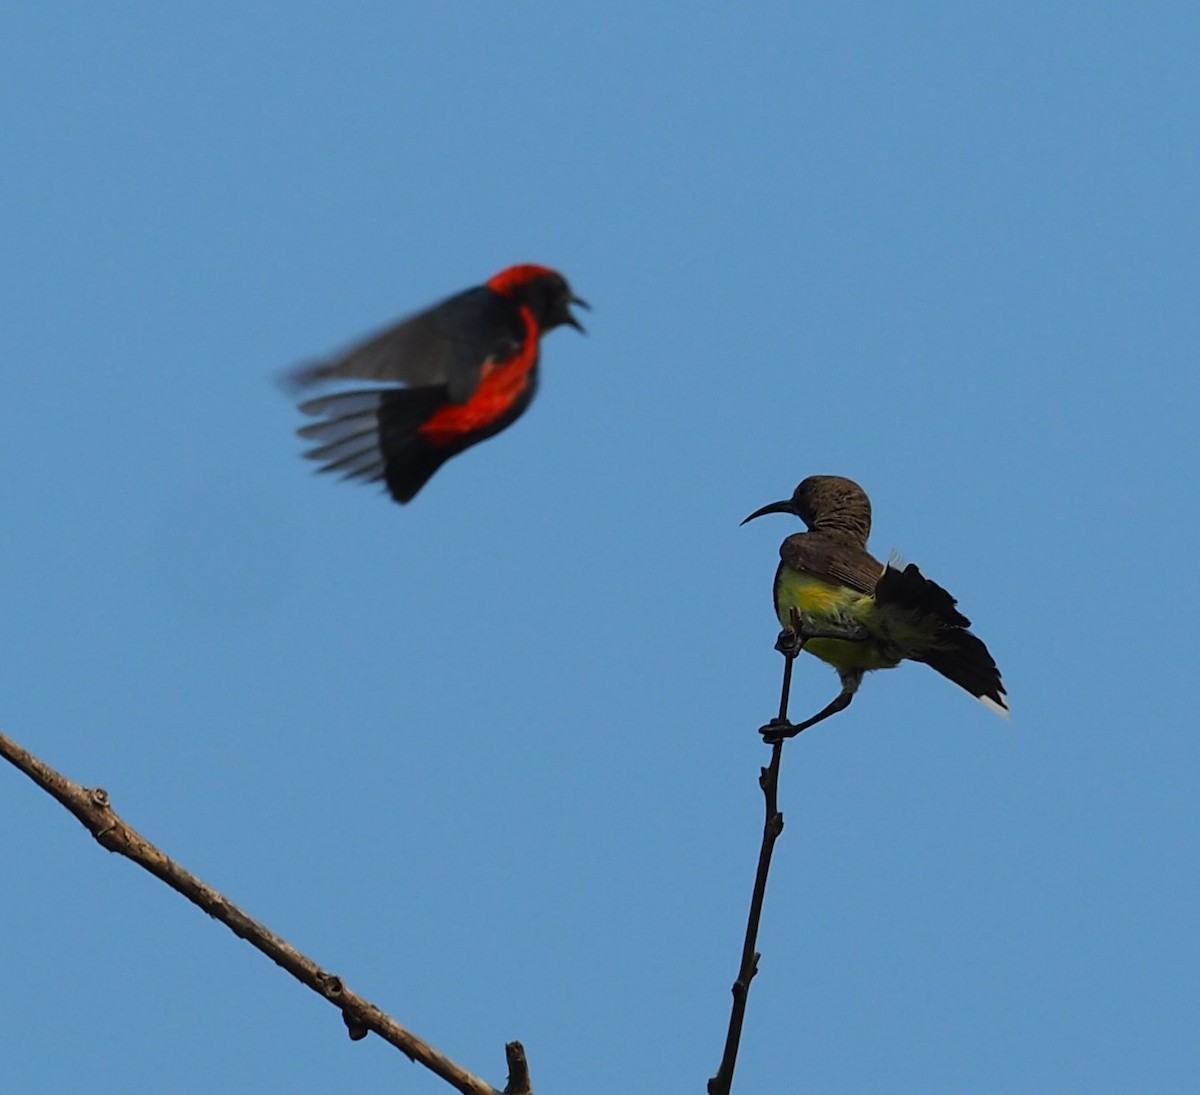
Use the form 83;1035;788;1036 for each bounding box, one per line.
89;786;111;808
342;1009;369;1042
731;951;761;999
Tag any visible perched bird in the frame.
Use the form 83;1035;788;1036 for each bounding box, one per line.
286;264;587;504
742;475;1008;739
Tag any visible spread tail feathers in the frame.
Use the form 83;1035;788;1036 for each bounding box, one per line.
297;386;452;504
877;563;1009;717
917;631;1009;717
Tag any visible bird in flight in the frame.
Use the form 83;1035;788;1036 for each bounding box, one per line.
286;264;587;504
742;475;1008;740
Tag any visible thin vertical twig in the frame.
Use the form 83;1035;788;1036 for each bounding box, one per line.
708;618;804;1095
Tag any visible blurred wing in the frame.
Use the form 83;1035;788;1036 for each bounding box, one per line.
780;533;884;595
296;389;390;483
296;385;449;484
285;286;526;404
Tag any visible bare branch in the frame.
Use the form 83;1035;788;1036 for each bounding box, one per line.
0;730;524;1095
709;611;805;1094
504;1040;533;1095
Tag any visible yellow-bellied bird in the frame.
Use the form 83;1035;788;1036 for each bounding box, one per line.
742;476;1008;740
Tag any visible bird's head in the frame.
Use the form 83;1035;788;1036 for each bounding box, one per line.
742;476;872;544
489;265;589;333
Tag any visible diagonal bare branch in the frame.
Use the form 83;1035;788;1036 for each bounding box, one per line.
0;730;526;1095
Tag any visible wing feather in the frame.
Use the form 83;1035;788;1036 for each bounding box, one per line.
779;533;884;595
283;286;526;404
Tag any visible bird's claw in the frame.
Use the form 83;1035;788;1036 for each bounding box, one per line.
774;628;803;658
781;614;870;647
759;717;797;743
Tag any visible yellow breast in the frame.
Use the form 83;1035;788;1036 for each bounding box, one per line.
774;568;862;623
774;567;901;672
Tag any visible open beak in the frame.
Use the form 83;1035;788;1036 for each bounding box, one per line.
740;499;797;526
565;295;590;333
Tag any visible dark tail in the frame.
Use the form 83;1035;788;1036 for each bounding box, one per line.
917;631;1008;716
297;386;451;504
877;563;1009;716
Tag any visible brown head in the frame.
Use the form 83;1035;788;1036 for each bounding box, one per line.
741;475;872;547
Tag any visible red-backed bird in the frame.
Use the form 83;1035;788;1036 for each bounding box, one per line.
286;264;587;504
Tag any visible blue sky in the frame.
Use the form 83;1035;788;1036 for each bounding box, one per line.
2;3;1196;1092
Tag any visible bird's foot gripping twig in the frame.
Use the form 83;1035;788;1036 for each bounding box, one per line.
760;612;866;742
759;686;855;742
773;628;804;658
774;615;869;656
757;716;793;739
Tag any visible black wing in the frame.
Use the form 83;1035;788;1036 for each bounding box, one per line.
293;387;444;486
285;285;526;404
875;562;971;628
876;562;1008;714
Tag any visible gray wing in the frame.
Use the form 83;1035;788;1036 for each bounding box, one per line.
283;286;525;404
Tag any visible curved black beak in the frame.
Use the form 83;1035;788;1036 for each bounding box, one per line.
565;294;590;333
740;499;797;526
